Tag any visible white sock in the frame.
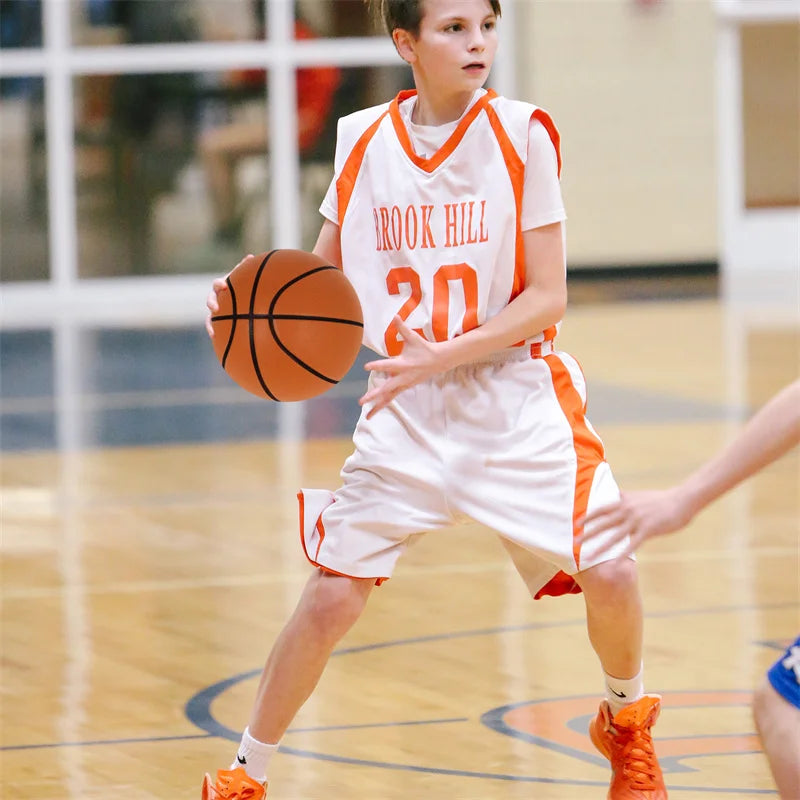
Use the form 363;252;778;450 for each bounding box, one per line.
231;727;279;783
604;665;644;717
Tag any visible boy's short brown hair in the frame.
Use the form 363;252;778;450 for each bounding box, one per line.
367;0;502;38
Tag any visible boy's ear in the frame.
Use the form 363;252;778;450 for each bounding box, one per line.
392;28;416;64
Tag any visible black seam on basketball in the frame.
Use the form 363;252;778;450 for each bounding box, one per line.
219;275;238;369
268;265;354;386
249;251;279;401
211;313;363;327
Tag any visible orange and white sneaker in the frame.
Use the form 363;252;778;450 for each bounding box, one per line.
201;767;266;800
589;694;667;799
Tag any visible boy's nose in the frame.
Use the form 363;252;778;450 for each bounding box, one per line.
468;26;486;52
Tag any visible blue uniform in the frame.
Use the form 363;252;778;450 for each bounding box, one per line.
767;636;800;708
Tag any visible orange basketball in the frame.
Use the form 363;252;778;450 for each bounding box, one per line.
210;250;363;401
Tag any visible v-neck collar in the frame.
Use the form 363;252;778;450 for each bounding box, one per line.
389;89;497;173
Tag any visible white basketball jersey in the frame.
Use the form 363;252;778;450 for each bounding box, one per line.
332;89;563;357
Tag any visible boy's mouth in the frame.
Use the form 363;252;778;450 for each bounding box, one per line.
463;62;486;72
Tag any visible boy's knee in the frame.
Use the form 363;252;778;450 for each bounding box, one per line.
303;571;372;640
576;556;639;599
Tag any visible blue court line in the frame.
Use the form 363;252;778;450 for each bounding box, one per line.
273;745;777;794
0;719;466;752
275;746;612;789
3;733;214;751
286;717;468;733
754;638;794;652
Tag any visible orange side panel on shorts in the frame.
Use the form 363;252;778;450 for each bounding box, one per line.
544;356;606;570
297;489;308;555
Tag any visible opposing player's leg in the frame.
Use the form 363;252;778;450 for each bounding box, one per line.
201;570;374;798
753;638;800;798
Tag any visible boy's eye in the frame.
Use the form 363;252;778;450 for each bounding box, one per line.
483;20;496;31
445;23;463;32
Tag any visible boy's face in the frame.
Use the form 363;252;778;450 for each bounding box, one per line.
396;0;498;93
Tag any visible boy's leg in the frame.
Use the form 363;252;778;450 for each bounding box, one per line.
575;557;667;800
574;556;642;681
248;569;375;743
203;569;374;797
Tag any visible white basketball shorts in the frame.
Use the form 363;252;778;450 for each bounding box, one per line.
297;342;629;596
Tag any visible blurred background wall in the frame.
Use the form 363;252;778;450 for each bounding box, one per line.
0;0;797;325
519;0;717;267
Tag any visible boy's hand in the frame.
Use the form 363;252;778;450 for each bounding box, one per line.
205;254;252;338
359;317;446;419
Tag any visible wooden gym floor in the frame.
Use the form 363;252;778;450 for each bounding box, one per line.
1;277;798;799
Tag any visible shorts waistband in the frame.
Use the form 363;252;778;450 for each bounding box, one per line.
469;340;555;365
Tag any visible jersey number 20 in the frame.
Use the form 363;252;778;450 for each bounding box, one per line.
383;263;479;356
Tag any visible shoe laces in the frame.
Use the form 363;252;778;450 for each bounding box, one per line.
227;790;260;800
609;717;660;791
213;778;263;800
214;787;260;800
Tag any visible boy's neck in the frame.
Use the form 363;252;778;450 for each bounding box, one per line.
411;88;478;126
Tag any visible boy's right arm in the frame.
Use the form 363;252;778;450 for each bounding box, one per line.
204;220;342;338
311;219;342;268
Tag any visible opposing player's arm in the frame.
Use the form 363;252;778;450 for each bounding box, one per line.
577;379;800;555
669;379;800;515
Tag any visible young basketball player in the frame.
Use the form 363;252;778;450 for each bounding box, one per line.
202;1;667;797
579;379;800;798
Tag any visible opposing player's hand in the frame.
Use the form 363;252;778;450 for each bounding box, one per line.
360;317;446;419
575;487;695;558
205;254;252;338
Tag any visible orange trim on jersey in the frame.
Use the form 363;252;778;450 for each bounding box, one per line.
336;110;391;226
484;102;526;300
389;89;497;173
531;108;562;178
296;492;388;586
543;356;605;570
